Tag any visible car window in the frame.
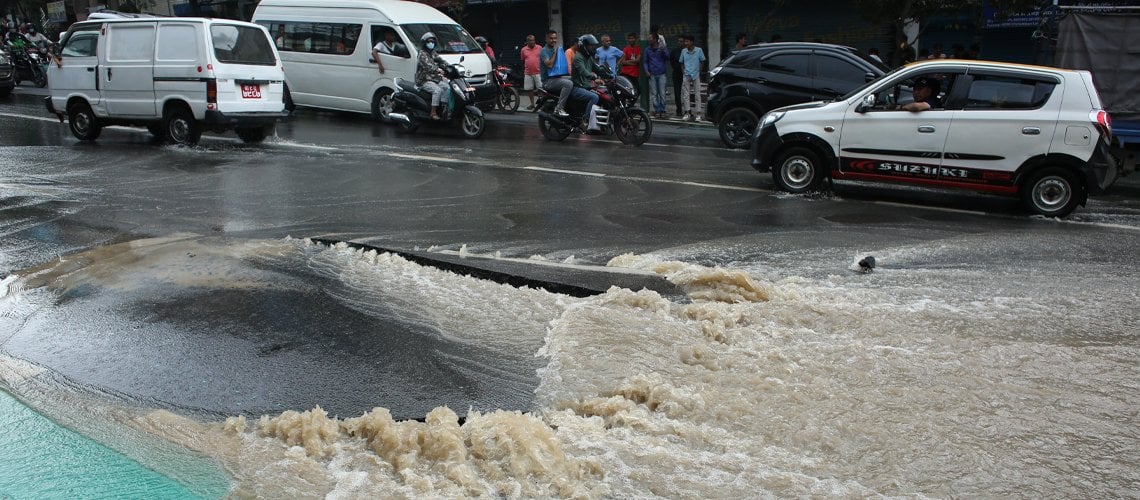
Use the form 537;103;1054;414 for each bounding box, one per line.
400;23;482;55
261;21;361;55
760;53;809;77
61;30;98;57
964;74;1055;110
370;25;409;59
210;24;277;65
867;71;962;111
728;51;761;68
815;54;866;82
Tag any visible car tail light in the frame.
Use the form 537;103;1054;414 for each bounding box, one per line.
1091;109;1112;139
206;79;217;104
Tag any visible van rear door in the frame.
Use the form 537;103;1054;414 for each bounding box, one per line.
103;22;157;117
208;23;284;114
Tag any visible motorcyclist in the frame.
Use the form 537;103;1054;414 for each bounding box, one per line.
4;22;30;50
569;34;604;122
415;32;450;120
24;25;52;51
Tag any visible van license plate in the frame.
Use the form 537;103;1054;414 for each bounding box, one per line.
241;84;262;99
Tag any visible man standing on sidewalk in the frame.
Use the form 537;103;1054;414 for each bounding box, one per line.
594;34;623;78
679;34;706;122
618;32;641;107
519;34;543;110
670;35;685;118
643;35;669;118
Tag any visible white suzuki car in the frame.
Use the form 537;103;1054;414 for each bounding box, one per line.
750;59;1118;217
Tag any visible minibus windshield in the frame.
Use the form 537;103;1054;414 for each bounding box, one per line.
401;23;483;55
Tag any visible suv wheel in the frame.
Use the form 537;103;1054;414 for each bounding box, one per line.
773;146;827;193
718;107;759;149
1021;167;1084;217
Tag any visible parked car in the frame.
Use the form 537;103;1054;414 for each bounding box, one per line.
0;47;14;98
750;59;1119;217
46;17;288;145
706;42;886;148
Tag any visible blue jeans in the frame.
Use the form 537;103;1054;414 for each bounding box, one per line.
571;87;599;112
648;74;666;113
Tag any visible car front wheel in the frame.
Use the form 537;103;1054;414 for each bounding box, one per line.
1020;167;1084;217
772;146;827;193
718;107;759;149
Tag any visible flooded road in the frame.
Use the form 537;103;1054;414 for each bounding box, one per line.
1;92;1139;496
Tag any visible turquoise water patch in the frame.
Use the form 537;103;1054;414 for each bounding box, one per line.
0;390;225;499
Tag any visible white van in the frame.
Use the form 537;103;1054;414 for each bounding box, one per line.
46;17;288;145
251;0;493;120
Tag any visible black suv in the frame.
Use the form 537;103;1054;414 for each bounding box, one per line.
706;42;887;148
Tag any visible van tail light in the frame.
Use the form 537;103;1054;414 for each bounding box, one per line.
206;79;217;104
1091;109;1112;140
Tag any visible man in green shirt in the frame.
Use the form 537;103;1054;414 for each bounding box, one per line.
569;34;603;115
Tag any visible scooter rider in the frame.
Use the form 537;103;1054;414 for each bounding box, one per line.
416;32;450;121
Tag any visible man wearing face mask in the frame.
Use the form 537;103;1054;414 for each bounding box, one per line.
416;32;450;120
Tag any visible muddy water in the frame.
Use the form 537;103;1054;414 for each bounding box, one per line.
1;237;1138;497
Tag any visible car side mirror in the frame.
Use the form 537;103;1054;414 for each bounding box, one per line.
460;55;465;62
393;43;409;58
857;93;875;113
865;72;877;82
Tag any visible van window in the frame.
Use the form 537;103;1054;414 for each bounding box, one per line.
262;21;362;55
107;24;155;62
61;30;98;57
400;23;482;55
157;25;199;62
964;74;1055;110
371;26;409;58
210;24;277;66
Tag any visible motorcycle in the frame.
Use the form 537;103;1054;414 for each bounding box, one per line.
489;64;520;113
9;44;47;88
389;59;486;139
536;75;652;146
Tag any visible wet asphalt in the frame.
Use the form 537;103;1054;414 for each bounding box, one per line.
2;86;1139;419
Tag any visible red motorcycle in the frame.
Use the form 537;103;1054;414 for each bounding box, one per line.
536;76;652;146
490;64;520;113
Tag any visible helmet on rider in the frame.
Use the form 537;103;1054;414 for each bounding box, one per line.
420;32;437;51
577;34;599;57
474;36;487;48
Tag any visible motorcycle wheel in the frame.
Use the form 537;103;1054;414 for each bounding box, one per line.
32;66;47;88
460;109;486;139
538;102;571;142
397;117;419;134
496;87;520;114
614;108;653;146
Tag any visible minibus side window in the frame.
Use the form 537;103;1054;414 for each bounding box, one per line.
261;21;362;55
371;26;409;59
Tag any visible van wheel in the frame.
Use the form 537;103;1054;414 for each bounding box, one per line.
773;146;827;193
371;88;394;123
236;127;267;144
165;107;201;146
718;107;759;149
67;101;102;141
283;84;296;113
1020;167;1084;217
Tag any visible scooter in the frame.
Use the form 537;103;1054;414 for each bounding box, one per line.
389;59;486;139
9;45;47;88
536;75;652;146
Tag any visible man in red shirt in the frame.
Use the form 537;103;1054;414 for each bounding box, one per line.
519;34;543;110
618;32;642;107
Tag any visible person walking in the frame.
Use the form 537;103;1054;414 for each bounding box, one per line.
643;35;668;118
679;34;706;122
519;34;543;110
669;35;685;118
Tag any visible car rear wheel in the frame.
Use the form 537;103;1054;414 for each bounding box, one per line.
236;126;267;144
1020;167;1084;217
773;146;827;193
718;107;759;149
165;106;201;146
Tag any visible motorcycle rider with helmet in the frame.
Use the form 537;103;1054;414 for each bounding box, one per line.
24;24;51;51
4;22;30;49
570;34;604;124
416;32;450;120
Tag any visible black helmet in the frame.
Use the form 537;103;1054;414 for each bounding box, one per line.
420;32;437;48
475;36;487;47
577;34;599;56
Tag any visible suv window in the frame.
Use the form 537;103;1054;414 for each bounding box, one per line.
964;74;1056;110
816;54;867;82
728;51;762;68
761;53;809;77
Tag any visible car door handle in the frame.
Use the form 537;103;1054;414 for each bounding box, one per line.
917;125;936;133
86;67;95;72
1022;127;1041;135
107;67;112;80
